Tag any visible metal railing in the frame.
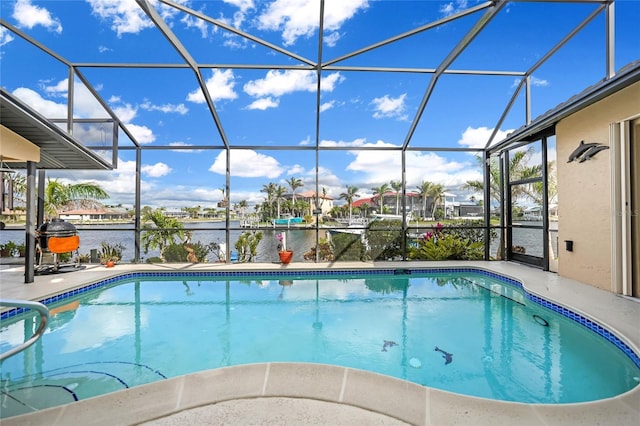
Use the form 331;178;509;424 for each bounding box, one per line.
0;299;49;361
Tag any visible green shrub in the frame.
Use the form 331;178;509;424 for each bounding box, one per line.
408;233;483;260
164;243;188;262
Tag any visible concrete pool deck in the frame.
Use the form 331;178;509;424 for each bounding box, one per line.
1;260;639;425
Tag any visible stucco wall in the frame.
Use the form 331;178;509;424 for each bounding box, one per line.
556;81;640;290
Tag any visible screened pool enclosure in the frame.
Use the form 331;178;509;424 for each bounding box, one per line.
1;0;637;281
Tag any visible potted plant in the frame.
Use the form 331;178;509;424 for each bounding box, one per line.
277;232;293;264
16;242;26;257
0;241;17;257
99;241;125;267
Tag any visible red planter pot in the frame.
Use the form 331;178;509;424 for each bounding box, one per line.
278;250;293;264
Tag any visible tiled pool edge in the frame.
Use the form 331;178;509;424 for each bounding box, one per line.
2;266;639;370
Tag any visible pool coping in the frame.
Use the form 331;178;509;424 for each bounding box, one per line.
1;261;639;425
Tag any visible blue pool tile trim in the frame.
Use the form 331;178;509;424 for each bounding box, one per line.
2;267;639;369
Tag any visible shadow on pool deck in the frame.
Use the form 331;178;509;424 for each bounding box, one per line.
1;261;639;425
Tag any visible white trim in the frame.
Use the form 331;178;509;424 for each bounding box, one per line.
610;121;633;295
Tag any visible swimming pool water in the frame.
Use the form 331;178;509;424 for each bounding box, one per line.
1;270;639;417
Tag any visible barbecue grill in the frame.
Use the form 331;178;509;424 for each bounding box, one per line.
36;219;81;272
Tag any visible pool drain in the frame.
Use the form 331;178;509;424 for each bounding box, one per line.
533;314;549;327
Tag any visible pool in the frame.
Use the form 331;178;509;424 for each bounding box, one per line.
1;268;639;418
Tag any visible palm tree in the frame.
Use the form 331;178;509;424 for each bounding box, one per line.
360;202;370;218
416;180;432;220
287;177;304;205
390;180;402;214
339;185;360;222
141;207;186;261
260;182;277;218
44;178;109;219
463;147;543;206
238;199;248;218
429;183;445;219
371;183;390;213
274;185;287;218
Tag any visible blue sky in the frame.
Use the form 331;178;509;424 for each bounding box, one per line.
1;0;639;210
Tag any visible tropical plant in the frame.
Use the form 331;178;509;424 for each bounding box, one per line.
463;147;545;206
141;207;186;261
99;241;125;264
303;237;333;261
44;178;109;219
339;185;360;222
164;240;213;263
234;230;263;263
408;229;483;261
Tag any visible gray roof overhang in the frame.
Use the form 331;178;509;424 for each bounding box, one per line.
489;60;640;154
0;88;113;170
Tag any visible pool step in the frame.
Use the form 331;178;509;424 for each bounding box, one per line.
1;361;166;419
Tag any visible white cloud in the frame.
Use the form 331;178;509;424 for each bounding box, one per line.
12;87;67;118
169;142;203;153
319;100;335;112
440;0;468;17
142;162;172;177
319;137;366;148
209;150;283;178
181;13;210;38
244;70;313;97
111;103;138;123
530;76;549;87
12;0;62;33
224;0;255;12
126;123;156;144
86;0;187;37
187;69;238;103
87;0;154;37
457;126;513;149
371;94;408;120
324;31;341;47
243;70;344;108
512;75;550;89
0;27;15;46
336;141;477;189
298;136;312;145
287;164;305;175
44;79;110;118
140;100;189;115
246;97;279;110
257;0;368;46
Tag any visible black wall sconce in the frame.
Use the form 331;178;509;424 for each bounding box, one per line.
565;240;574;252
567;140;609;163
